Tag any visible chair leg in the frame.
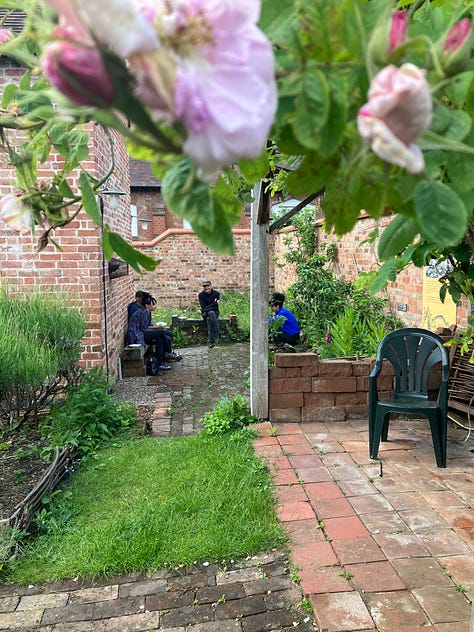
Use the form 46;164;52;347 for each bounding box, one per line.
427;410;447;468
381;416;390;442
370;410;388;460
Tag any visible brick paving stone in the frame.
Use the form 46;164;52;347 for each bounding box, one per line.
274;484;307;503
240;608;294;631
300;566;351;595
0;608;43;629
271;469;299;485
364;591;429;629
213;595;266;619
398;509;452;531
391;557;455;588
146;591;195;611
277;434;312;446
160;604;214;628
195;583;245;604
0;596;19;613
118;579;167;598
288;454;324;469
284;518;326;545
304;481;344;500
67;585;118;604
332;535;387;565
242;575;293;596
413;585;472;623
323;515;369;540
263;587;302;610
347;493;393;514
17;593;69;611
372;532;429;559
187;621;241;631
216;568;263;585
103;611;161;631
358;510;410;533
310;496;355;519
290;541;338;570
294;466;332;483
277;501;315;522
310;591;374;632
344;560;405;592
437;554;474;592
41;602;96;626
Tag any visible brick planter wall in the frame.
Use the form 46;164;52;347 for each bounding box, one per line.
269;353;395;423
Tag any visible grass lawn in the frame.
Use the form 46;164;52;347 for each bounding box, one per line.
6;429;286;583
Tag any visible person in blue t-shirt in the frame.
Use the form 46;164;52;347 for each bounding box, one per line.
268;292;301;346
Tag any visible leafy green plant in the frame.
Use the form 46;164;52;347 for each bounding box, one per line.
200;395;255;435
40;369;137;460
321;308;392;359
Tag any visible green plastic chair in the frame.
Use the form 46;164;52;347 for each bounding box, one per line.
369;328;450;468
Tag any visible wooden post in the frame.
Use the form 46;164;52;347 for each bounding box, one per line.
250;182;269;419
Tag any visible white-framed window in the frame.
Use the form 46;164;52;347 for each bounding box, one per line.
131;204;138;237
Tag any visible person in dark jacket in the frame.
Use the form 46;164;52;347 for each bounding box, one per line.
268;292;300;346
126;294;171;371
198;280;225;348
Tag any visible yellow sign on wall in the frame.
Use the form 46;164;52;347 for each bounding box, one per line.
422;261;456;331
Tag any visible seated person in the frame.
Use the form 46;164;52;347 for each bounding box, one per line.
127;290;144;321
126;294;172;371
268;292;301;347
147;295;183;362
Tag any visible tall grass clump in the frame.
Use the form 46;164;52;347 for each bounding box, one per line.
0;288;86;428
220;289;250;338
4;430;286;582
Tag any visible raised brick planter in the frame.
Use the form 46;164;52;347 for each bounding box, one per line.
269;353;392;423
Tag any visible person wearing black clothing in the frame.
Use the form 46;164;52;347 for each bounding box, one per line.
198;280;225;348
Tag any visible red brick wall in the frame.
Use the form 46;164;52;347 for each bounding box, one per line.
0;61;133;377
131;230;252;308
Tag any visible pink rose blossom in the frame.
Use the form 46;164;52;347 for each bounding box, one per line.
156;0;276;180
0;194;32;234
42;29;115;106
0;29;13;44
444;18;471;52
438;18;472;75
357;64;432;174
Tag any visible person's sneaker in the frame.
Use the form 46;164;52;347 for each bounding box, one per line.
208;343;214;349
218;332;227;340
158;364;172;371
165;352;183;362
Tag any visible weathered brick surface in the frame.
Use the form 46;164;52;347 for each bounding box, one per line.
269;392;303;409
275;353;319;368
334;392;368;405
318;361;353;377
303;392;335;408
312;377;357;393
269;408;301;422
303;405;347;422
269;378;312;394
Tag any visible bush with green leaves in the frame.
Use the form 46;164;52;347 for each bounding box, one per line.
200;395;255;435
0;288;86;428
282;238;403;356
40;369;137;460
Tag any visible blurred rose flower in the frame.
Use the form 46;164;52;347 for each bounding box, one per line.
44;0;159;57
0;194;32;234
357;63;432;174
438;18;472;75
42;29;115;106
0;29;13;44
42;0;276;181
389;11;407;52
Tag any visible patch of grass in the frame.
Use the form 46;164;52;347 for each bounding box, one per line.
5;429;286;583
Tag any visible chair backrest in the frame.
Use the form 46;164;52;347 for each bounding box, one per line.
374;328;450;396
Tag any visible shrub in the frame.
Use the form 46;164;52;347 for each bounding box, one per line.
200;395;255;435
40;369;137;460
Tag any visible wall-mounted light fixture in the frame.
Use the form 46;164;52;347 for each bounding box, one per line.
137;211;152;231
101;177;126;211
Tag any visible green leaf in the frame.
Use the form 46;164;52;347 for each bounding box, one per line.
414;181;467;247
369;259;400;295
292;63;329;150
377;215;420;260
317;70;348;157
238;152;269;185
162;158;213;224
1;83;18;109
79;173;102;226
104;228;160;273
